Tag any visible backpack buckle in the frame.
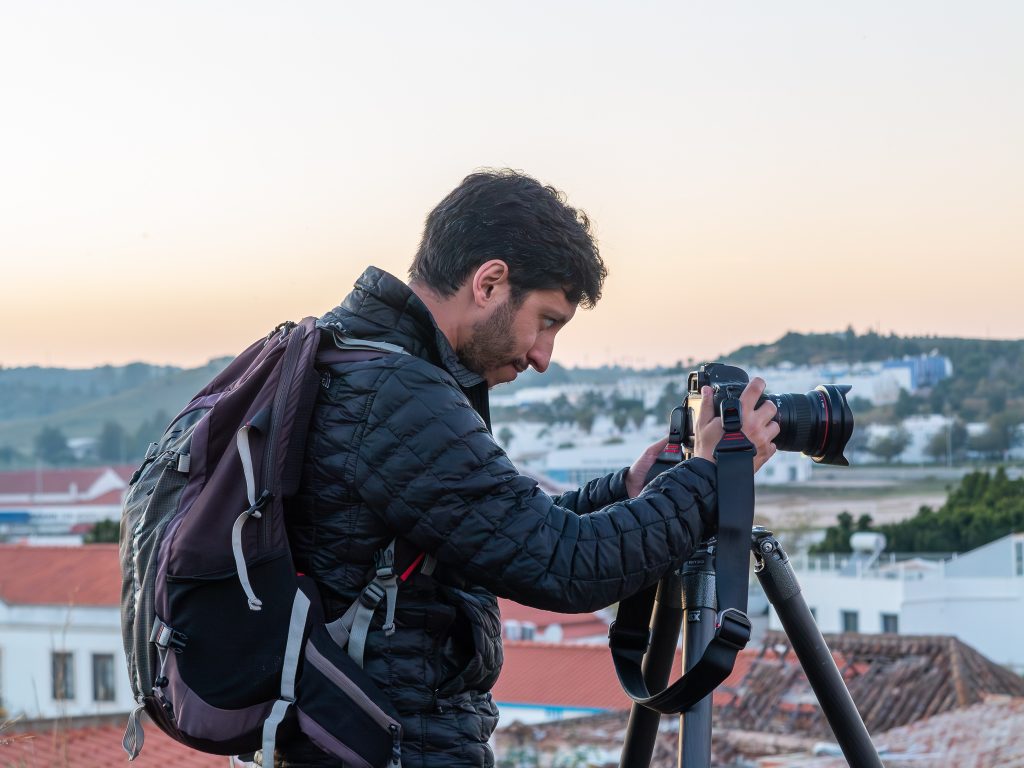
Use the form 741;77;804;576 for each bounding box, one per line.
374;547;395;580
359;581;386;609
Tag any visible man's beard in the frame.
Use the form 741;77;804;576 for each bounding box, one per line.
458;298;523;379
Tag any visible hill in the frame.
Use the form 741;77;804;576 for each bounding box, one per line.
2;328;1021;463
0;360;229;460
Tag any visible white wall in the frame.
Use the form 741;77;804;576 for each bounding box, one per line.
0;601;134;719
768;572;905;634
944;534;1023;579
902;576;1024;672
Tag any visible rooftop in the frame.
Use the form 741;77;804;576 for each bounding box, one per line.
716;630;1024;738
0;715;238;768
494;641;756;712
0;543;120;606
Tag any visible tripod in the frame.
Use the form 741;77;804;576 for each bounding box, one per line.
617;527;884;768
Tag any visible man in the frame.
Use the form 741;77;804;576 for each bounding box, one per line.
272;170;779;766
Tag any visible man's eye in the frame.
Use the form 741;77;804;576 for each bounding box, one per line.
542;318;556;330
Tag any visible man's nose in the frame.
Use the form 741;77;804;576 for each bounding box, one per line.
527;339;552;373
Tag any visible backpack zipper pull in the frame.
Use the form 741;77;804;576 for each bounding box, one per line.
122;700;147;760
389;724;402;767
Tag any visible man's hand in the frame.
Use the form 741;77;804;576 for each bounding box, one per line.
694;378;780;472
625;436;671;498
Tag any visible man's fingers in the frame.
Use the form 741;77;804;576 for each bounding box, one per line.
698;386;717;426
741;377;767;410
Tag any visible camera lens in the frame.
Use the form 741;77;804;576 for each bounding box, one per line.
766;385;854;466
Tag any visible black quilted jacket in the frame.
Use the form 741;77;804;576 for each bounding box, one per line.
286;267;718;767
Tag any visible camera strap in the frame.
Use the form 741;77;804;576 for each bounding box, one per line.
609;390;755;714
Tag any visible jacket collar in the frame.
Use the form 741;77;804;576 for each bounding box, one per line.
318;266;487;392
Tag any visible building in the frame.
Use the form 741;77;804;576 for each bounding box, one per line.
497;598;612;644
0;465;133;539
493;632;1024;767
770;533;1024;671
0;544;131;720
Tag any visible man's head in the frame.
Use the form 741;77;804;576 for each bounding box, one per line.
409;170;606;387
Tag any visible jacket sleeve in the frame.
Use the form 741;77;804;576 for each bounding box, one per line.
552;469;631;514
354;362;718;613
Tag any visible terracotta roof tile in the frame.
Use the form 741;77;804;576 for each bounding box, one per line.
717;630;1024;739
493;641;757;711
0;719;236;768
765;695;1024;767
0;544;120;606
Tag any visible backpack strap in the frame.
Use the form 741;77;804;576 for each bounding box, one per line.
260;587;312;768
233;409;273;611
323;330;409;358
324;541;431;668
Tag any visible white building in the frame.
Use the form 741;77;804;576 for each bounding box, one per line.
0;465;133;538
0;544;134;719
769;533;1024;672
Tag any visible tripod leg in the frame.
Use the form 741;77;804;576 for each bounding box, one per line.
678;546;716;768
752;528;883;768
620;574;682;768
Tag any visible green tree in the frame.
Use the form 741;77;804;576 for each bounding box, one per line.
133;409;170;458
34;425;73;465
97;420;127;463
968;412;1023;460
845;468;1024;554
892;389;918;420
924;420;968;464
654;382;682;420
868;426;911;463
576;407;596;434
612;411;630;432
497;426;514;449
809;511;856;554
85;519;120;543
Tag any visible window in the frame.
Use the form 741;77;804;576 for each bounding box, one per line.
1015;540;1023;577
840;610;859;633
93;654;116;702
881;613;899;634
52;652;75;700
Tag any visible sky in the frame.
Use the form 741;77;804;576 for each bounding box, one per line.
1;1;1021;370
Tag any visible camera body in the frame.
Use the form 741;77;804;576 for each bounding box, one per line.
672;362;854;466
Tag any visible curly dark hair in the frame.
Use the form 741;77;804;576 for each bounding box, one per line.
409;169;607;309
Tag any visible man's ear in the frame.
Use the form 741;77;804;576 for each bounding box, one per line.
471;260;511;308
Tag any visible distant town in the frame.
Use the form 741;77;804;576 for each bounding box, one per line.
2;329;1023;766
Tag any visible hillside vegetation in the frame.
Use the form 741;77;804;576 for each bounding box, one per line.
811;467;1024;554
2;328;1021;466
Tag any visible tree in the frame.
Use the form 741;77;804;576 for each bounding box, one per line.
809;511;856;554
876;468;1024;553
133;409;170;458
924;420;968;464
34;425;73;465
968;412;1023;460
612;411;630;432
869;426;911;463
576;407;596;434
654;382;682;421
85;519;120;543
97;420;127;463
497;426;514;450
892;389;918;420
0;445;20;465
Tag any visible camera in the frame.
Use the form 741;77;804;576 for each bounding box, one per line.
668;362;855;466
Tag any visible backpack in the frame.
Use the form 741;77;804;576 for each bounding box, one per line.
119;317;415;768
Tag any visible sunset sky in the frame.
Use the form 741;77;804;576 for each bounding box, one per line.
2;1;1021;370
